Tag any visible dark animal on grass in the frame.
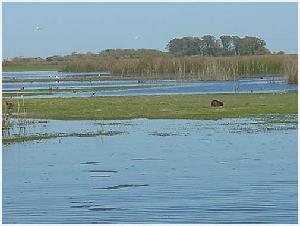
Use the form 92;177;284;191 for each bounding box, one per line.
5;101;13;110
211;99;223;107
4;101;14;115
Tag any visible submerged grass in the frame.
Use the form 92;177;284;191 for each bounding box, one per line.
2;130;125;144
4;92;297;120
3;84;164;97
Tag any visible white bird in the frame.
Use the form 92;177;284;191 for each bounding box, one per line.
133;36;140;40
35;25;44;31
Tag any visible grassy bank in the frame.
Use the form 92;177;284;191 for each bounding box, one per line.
4;92;297;120
3;63;63;72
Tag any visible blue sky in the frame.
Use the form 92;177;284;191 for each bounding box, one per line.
3;2;298;58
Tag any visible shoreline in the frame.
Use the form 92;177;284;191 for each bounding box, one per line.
3;73;286;84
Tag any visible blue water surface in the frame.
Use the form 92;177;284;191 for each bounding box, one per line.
3;115;298;223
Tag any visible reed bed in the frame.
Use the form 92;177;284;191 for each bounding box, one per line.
3;54;297;83
282;55;298;84
62;55;297;83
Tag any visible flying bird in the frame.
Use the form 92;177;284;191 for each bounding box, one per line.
133;35;140;40
35;25;44;31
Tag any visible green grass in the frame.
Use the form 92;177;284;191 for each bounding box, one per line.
3;92;53;97
4;92;297;120
2;130;124;144
3;63;63;72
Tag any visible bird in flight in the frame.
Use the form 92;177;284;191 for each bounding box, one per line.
35;25;44;31
133;35;140;40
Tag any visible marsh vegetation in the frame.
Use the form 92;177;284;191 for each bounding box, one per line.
4;54;297;83
3;92;297;120
3;35;298;83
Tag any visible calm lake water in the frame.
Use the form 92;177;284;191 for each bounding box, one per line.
3;114;297;223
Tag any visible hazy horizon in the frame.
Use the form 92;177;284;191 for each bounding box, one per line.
3;2;298;59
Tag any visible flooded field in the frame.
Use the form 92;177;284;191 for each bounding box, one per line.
3;114;297;223
3;71;111;80
3;71;298;98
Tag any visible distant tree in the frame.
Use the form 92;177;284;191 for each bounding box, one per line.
220;35;235;55
240;36;262;55
166;37;202;56
166;35;271;57
233;36;269;55
46;55;64;61
256;47;271;55
232;36;242;55
201;35;222;56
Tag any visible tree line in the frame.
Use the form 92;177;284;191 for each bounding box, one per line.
166;35;272;56
4;35;281;64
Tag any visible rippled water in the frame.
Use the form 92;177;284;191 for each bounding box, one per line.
3;115;297;223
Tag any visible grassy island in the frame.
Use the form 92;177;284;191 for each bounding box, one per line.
4;92;297;121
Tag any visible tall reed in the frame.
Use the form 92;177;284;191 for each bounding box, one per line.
283;55;298;84
62;55;297;82
5;54;297;83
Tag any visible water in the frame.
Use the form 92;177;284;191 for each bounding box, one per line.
3;71;110;80
3;115;297;223
3;80;158;90
4;77;297;99
3;71;298;98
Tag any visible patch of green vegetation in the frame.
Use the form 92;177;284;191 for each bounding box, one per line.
3;130;125;144
3;134;58;144
3;63;63;72
4;92;297;120
2;84;165;97
3;76;155;83
3;92;53;97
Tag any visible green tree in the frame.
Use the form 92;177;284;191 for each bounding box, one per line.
166;37;202;56
220;35;235;55
201;35;222;56
167;35;270;56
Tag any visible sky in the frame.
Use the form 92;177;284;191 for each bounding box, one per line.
2;2;298;59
